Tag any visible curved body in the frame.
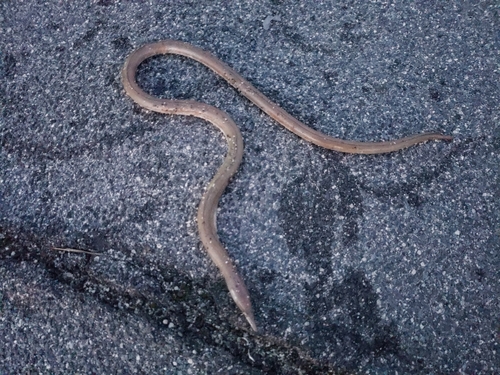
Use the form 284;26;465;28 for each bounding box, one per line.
122;40;452;331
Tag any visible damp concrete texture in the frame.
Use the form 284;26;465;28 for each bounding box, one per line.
1;1;499;374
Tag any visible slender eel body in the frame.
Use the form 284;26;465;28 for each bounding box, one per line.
121;40;452;332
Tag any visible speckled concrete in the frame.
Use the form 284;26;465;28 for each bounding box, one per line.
1;1;499;373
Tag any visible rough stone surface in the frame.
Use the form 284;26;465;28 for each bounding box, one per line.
1;1;499;373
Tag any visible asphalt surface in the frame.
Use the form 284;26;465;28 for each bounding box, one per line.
1;1;499;374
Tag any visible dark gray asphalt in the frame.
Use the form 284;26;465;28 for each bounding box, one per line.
1;1;499;374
